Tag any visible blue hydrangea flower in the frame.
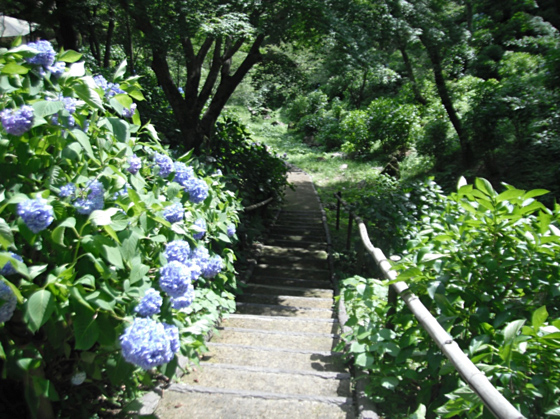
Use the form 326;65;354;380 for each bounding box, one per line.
113;184;128;200
134;288;162;317
171;283;195;310
178;87;184;94
184;258;202;281
127;154;142;175
48;61;66;77
51;114;75;128
163;323;180;353
71;371;86;386
0;252;23;276
0;281;17;323
192;218;206;240
164;240;191;264
120;318;176;370
59;183;76;198
1;105;34;136
26;40;56;68
17;198;54;234
122;103;137;118
159;261;191;298
227;224;236;237
93;75;109;91
203;255;223;278
73;180;104;215
192;246;210;275
108;83;125;97
173;162;195;186
93;75;125;98
154;153;173;178
163;203;184;223
185;178;209;204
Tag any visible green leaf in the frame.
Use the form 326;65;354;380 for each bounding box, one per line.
89;208;119;227
70;129;97;161
32;100;64;118
380;376;399;390
532;306;548;330
112;60;127;81
524;189;549;200
475;178;496;197
24;290;56;333
496;189;524;202
546;407;560;416
0;218;14;250
73;80;103;110
396;267;422;281
58;50;83;63
106;117;130;142
73;304;99;350
1;62;29;75
51;217;76;247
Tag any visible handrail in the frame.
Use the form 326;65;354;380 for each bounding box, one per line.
243;196;274;212
333;192;524;419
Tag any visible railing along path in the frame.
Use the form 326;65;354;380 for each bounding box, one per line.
334;192;524;419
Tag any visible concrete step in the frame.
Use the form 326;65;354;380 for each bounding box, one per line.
237;292;333;309
250;274;331;289
253;265;331;281
268;232;326;243
202;343;346;373
258;254;328;270
213;327;340;351
258;245;328;260
181;363;351;398
264;238;327;250
235;301;334;318
241;283;334;298
221;314;340;334
156;385;354;418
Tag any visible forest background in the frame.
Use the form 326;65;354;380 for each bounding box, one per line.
2;0;560;417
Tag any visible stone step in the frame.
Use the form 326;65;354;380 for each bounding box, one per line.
258;254;328;270
250;275;331;289
264;238;327;250
202;343;346;373
253;265;331;281
237;292;333;309
181;363;351;398
213;327;339;351
271;225;326;234
268;233;326;243
241;283;334;298
235;302;334;319
222;314;340;334
258;245;328;260
156;385;354;418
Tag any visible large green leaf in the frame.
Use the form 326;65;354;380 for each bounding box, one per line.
532;306;548;330
73;304;99;350
0;218;14;250
24;290;56;333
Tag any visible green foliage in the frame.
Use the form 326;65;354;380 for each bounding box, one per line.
0;41;241;417
340;177;560;417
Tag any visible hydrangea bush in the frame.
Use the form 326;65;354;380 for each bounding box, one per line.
0;40;241;417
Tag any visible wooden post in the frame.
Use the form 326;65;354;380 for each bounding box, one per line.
346;212;353;251
335;192;341;231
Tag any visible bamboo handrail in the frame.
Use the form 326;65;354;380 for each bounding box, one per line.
333;192;524;419
243;196;274;212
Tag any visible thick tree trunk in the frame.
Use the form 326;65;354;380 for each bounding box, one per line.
399;46;427;106
420;35;472;164
103;13;115;68
55;0;80;50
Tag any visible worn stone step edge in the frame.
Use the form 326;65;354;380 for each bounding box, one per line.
255;264;331;274
166;383;353;406
249;275;332;288
217;326;339;339
207;342;344;357
227;313;339;324
198;362;351;380
241;283;333;296
235;301;333;314
239;293;333;304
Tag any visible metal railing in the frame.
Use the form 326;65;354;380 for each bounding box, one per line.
334;192;524;419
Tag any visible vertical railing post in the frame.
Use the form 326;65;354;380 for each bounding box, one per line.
346;211;353;251
386;255;401;330
335;191;341;231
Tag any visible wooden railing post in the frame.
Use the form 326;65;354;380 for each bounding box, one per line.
335;191;341;231
346;211;353;251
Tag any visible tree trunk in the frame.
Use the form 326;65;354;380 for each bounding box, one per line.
399;46;427;106
55;0;80;50
420;35;472;164
103;12;115;68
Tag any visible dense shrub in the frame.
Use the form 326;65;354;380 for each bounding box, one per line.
0;41;241;417
340;177;560;417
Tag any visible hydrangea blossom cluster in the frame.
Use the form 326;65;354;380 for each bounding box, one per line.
127;154;142;174
1;105;34;136
122;103;137;118
192;218;206;240
93;75;125;98
227;224;236;237
203;255;223;278
120;318;177;370
164;240;191;264
71;371;86;386
26;40;56;68
73;180;105;215
0;252;23;276
49;61;66;78
59;183;76;198
134;288;162;317
163;203;184;223
17;198;54;234
185;178;209;204
159;260;192;297
173;162;195;186
154;153;173;178
171;283;195;310
0;281;17;323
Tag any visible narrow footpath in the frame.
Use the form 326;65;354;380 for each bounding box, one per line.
155;170;355;418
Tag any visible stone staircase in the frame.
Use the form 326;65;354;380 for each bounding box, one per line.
154;171;355;418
